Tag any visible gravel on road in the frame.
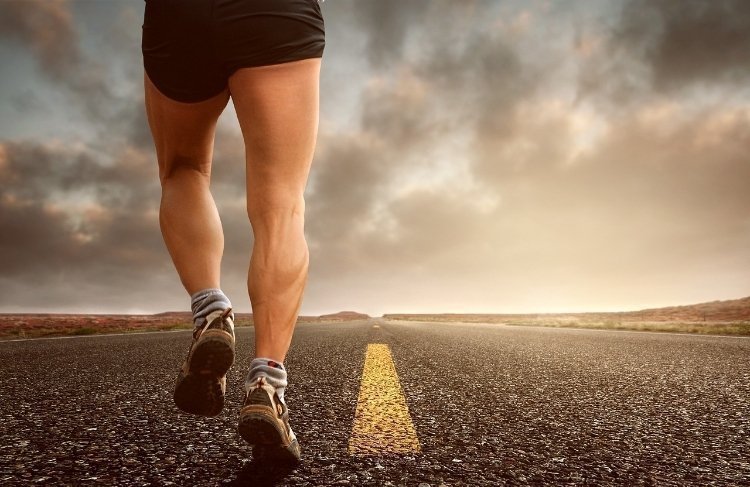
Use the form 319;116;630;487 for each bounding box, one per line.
1;319;748;486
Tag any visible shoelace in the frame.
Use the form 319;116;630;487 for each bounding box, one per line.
192;307;234;340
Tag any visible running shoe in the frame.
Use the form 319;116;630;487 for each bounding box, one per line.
173;307;235;417
238;376;302;463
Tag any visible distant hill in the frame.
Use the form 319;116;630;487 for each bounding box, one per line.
383;296;750;322
4;297;747;340
0;309;371;339
151;311;326;326
153;310;370;323
318;311;370;321
615;296;750;322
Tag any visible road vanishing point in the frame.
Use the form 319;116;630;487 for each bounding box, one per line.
1;318;748;486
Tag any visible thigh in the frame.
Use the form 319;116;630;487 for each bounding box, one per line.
228;58;322;212
144;71;230;181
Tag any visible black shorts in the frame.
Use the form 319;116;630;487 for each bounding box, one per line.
141;0;325;103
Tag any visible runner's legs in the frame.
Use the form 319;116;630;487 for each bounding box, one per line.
143;71;230;296
228;57;321;362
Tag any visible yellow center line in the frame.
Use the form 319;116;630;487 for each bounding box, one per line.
348;343;421;456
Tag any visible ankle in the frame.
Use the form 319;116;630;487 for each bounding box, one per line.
246;357;288;399
191;288;232;328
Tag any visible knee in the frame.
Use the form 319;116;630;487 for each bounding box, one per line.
246;192;306;226
158;155;211;186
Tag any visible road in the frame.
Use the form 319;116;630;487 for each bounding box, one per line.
1;318;748;486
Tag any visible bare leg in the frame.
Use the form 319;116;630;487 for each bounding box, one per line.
143;71;231;296
228;58;321;363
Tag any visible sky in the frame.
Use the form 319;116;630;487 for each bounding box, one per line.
0;0;749;316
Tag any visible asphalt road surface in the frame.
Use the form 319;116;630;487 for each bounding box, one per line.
1;318;749;486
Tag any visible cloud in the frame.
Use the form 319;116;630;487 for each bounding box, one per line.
350;0;425;69
619;0;750;91
0;139;164;276
0;125;259;312
0;0;114;121
577;0;750;109
0;0;78;78
477;98;750;282
304;1;542;270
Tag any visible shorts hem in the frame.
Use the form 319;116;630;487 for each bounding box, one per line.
144;64;228;104
225;48;325;77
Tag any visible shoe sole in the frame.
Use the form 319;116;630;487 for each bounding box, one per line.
173;373;225;417
187;330;235;376
174;330;235;417
238;406;301;463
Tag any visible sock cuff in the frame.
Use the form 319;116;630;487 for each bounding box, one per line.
190;287;222;301
251;357;285;371
191;288;232;328
246;357;288;392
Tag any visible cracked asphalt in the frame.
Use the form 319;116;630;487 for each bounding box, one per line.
1;318;748;486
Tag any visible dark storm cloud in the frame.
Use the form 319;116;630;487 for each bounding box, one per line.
432;30;544;182
304;0;541;274
0;1;187;311
0;0;78;78
304;132;395;276
0;0;113;120
0;140;164;280
350;0;425;69
1;197;81;276
578;0;750;107
0;128;237;312
417;13;536;113
1;139;158;211
619;0;750;91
